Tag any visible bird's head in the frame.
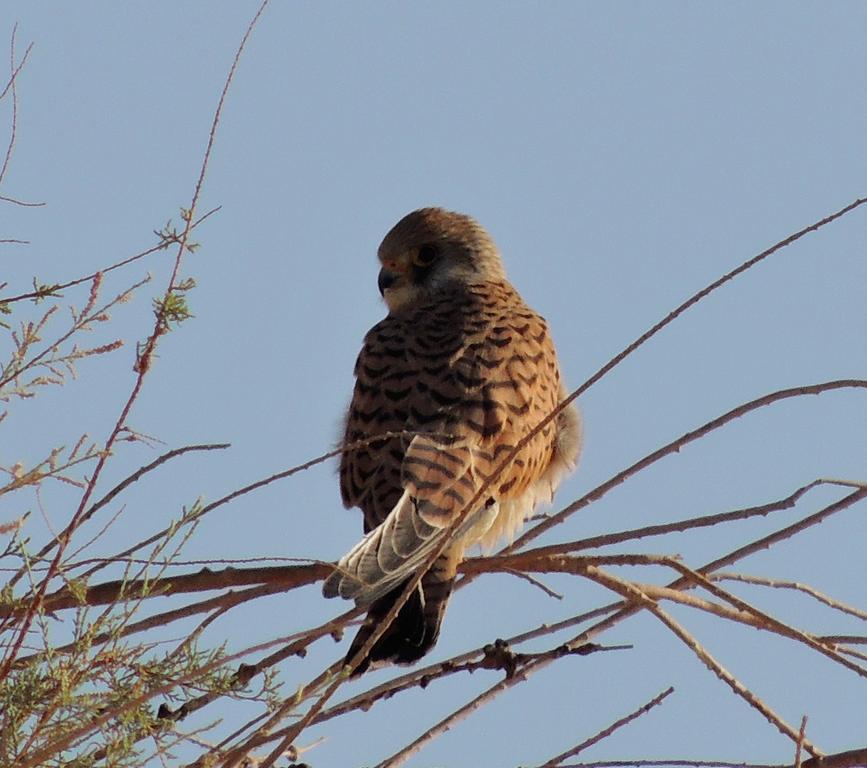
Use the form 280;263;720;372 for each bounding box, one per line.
376;207;506;314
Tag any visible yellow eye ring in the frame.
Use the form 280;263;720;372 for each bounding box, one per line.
412;245;438;267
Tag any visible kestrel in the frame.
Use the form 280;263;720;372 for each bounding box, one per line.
323;207;581;674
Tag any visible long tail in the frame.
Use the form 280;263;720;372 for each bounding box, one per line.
343;551;458;676
323;481;496;674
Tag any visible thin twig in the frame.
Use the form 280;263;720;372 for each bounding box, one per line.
313;606;618;727
582;567;822;757
503;195;867;554
0;0;265;684
372;656;548;768
711;572;867;622
525;479;828;557
0;207;221;306
535;686;675;768
795;716;808;768
508;382;867;556
5;443;230;590
89;429;457;580
557;762;778;768
0;28;32;101
503;568;563;599
19;617;342;768
13;584;281;667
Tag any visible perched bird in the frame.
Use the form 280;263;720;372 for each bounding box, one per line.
323;207;581;675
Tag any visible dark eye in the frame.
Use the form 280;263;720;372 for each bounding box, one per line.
412;244;438;267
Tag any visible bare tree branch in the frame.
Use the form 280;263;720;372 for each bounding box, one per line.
535;686;675;768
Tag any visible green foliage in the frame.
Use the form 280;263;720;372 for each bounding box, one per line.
0;199;235;766
0;300;11;330
152;287;195;333
0;500;271;768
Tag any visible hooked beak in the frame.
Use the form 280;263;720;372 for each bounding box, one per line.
378;267;398;296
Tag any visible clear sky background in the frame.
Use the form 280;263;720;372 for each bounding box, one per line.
3;3;867;767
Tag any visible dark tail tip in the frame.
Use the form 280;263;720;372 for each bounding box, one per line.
343;577;452;676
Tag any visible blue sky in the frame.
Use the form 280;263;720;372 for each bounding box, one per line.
3;3;867;766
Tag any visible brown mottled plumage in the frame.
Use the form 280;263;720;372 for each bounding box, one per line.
323;208;581;674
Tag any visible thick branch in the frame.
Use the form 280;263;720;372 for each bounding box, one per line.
1;563;330;617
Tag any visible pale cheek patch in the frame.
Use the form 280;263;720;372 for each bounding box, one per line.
384;285;419;313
